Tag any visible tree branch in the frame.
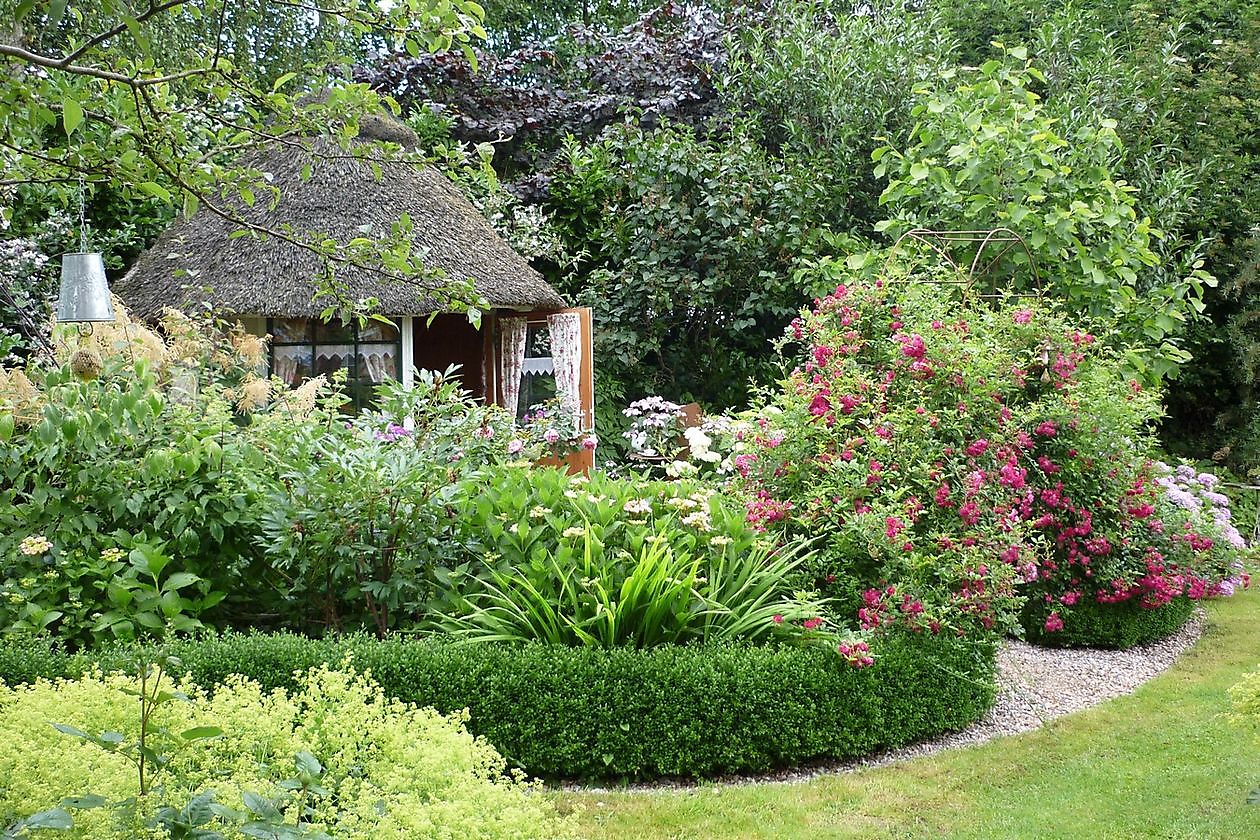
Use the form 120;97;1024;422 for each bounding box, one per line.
0;42;212;86
60;0;192;65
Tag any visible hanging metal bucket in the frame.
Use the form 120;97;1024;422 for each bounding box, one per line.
56;252;115;323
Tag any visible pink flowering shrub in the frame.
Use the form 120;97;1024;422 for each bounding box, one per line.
713;261;1249;642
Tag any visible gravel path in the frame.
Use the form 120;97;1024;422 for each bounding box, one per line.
574;613;1205;792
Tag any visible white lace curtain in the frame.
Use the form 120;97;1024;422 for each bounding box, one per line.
500;317;528;419
548;311;583;432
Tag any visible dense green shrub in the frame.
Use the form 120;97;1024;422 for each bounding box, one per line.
686;265;1248;641
873;52;1210;382
0;631;997;781
255;372;518;636
0;358;266;644
1020;597;1196;649
0;663;575;838
932;0;1260;471
546;120;836;434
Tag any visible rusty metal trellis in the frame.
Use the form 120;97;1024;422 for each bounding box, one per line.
883;228;1044;301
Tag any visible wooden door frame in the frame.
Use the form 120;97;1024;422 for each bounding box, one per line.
493;307;595;474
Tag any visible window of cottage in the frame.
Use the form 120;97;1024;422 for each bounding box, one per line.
268;317;401;410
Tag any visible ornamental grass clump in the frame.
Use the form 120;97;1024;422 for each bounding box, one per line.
435;531;825;648
434;467;832;648
705;260;1249;644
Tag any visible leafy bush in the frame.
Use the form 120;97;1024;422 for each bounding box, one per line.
547;119;835;427
359;2;727;175
694;265;1249;641
873;52;1212;382
1021;596;1196;649
0;358;263;645
254;370;500;637
0;319;529;641
434;465;832;646
0;631;997;781
0;664;575;838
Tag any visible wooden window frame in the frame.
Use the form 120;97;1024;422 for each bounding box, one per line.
266;316;402;411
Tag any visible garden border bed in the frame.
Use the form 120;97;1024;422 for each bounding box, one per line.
0;631;996;781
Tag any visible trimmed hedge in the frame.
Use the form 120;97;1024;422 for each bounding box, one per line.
1021;597;1196;650
0;632;997;781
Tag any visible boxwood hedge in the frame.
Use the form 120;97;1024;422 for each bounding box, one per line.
1021;597;1196;650
0;631;996;781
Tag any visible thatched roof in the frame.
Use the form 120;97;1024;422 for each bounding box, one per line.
114;116;565;318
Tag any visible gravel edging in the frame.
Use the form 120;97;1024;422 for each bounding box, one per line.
570;611;1205;792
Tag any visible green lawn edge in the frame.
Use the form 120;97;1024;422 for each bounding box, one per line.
557;588;1260;840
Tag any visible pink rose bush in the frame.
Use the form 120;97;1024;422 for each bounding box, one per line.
697;263;1250;643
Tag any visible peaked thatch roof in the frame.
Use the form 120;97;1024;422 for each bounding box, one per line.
114;116;565;318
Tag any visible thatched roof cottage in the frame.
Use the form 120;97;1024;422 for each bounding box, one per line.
114;115;593;466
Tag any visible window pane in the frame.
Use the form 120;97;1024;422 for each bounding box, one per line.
525;324;552;357
519;373;557;420
519;323;556;420
273;346;312;386
357;346;398;384
358;319;400;342
271;317;311;344
314;320;354;343
314;345;355;377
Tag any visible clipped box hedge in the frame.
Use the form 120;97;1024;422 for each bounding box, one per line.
0;632;996;781
1021;597;1196;650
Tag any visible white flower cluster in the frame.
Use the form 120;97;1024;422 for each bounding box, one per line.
623;396;688;457
18;535;52;556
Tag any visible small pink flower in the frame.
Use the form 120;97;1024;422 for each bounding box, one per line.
803;617;824;631
999;459;1027;490
965;439;989;458
772;614;784;624
1013;310;1033;325
544;428;560;444
507;439;525;455
581;435;598;450
899;333;927;359
1044;612;1065;633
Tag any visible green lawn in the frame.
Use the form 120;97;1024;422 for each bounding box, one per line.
557;588;1260;839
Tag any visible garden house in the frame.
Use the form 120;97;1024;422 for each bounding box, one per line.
113;115;595;470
